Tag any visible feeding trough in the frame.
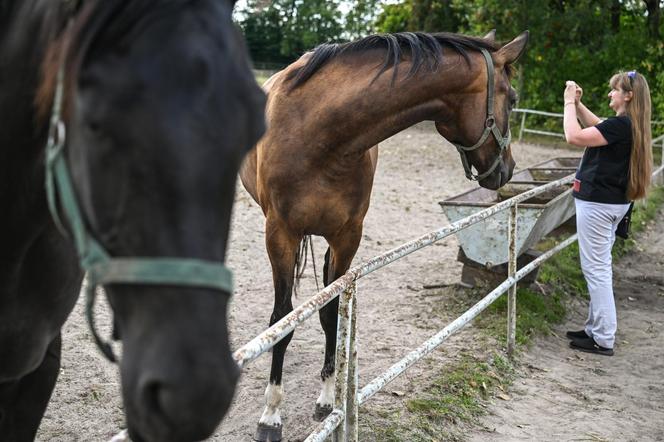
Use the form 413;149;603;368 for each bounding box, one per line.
439;157;581;285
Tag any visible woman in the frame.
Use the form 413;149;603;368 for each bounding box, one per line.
563;71;653;356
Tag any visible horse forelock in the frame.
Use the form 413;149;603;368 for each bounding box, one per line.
286;32;501;92
36;0;197;124
35;0;113;123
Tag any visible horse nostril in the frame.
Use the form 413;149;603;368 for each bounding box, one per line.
132;364;239;441
142;380;167;420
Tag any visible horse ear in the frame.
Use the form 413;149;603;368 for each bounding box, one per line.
483;29;496;42
495;30;529;65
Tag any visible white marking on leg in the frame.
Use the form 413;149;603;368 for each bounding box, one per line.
316;374;335;409
259;382;284;428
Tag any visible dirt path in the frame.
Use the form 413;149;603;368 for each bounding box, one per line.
38;123;582;441
467;208;664;442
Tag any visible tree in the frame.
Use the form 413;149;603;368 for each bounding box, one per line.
237;0;343;65
239;0;288;66
345;0;381;39
375;2;412;33
643;0;661;39
282;0;344;56
408;0;465;32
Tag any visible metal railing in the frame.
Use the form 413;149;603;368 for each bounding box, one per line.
111;136;664;442
513;108;664;142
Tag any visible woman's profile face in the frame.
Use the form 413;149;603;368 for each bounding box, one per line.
608;87;631;114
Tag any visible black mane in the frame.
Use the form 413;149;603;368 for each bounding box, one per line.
288;32;499;91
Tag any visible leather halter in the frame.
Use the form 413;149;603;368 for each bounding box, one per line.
452;49;511;181
45;65;234;362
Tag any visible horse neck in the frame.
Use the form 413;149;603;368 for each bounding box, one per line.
0;2;64;210
278;51;482;158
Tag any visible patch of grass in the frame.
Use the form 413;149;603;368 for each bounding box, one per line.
478;285;567;346
360;353;515;441
535;237;586;296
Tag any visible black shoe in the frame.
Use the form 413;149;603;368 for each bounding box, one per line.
566;329;590;340
569;337;614;356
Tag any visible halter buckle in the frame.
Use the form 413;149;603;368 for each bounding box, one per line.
46;120;66;162
484;117;495;128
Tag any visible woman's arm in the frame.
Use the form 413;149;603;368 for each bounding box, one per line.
563;81;607;147
575;102;602;128
563;103;607;147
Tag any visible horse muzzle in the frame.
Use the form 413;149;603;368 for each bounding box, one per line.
478;155;515;190
123;347;239;442
111;287;239;442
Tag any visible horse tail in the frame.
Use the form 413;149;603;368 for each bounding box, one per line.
294;235;320;297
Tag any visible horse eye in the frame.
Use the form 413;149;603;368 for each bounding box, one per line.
87;120;102;135
509;96;517;109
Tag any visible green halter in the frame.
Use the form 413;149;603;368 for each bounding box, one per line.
45;66;234;362
452;49;512;182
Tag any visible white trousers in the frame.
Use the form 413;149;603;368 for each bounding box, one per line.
575;199;631;348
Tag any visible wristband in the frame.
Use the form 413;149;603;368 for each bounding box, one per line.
564;101;576;106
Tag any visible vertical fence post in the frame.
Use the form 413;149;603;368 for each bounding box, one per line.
345;283;359;442
660;138;663;167
507;204;518;357
332;285;353;442
518;112;526;142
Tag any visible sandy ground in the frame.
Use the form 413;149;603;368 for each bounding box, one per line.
36;123;605;441
467;207;664;442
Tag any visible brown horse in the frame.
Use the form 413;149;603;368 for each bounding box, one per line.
240;30;528;441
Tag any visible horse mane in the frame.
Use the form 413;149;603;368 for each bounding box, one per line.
287;32;501;91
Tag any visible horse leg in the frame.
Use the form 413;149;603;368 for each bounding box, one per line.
255;221;300;442
314;225;363;421
0;333;62;442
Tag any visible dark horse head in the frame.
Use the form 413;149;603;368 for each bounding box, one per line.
38;1;265;440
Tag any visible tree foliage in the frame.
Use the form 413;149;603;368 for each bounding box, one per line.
237;0;343;67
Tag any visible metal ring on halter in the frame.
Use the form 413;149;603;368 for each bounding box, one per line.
46;121;66;164
50;120;66;148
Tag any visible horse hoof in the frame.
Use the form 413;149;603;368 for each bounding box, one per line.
313;403;333;421
254;423;282;442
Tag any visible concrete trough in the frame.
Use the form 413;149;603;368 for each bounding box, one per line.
439;157;581;267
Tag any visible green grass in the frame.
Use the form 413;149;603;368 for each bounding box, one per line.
360;353;515;442
360;185;664;440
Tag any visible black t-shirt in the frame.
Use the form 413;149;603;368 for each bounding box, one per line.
573;115;632;204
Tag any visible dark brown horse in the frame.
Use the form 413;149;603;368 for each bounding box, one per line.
1;1;264;441
240;30;528;440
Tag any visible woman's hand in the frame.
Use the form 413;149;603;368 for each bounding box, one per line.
564;81;577;104
574;84;583;105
